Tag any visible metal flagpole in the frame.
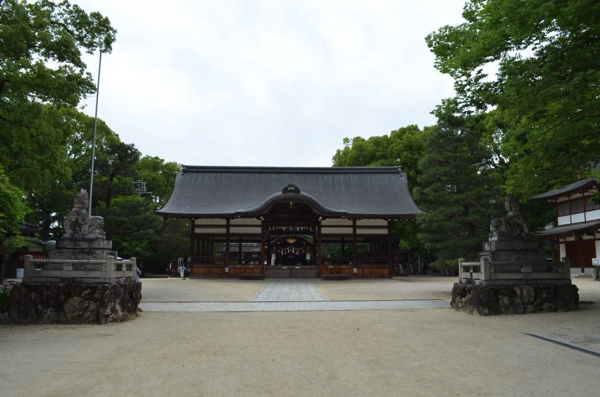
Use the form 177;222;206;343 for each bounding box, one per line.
89;51;102;215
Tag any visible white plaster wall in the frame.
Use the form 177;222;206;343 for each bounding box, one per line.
196;219;226;225
194;227;226;234
558;215;571;225
586;209;600;221
356;219;388;226
355;229;387;235
321;219;352;226
571;213;585;223
231;219;261;225
229;227;261;234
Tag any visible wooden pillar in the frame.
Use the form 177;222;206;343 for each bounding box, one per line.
577;235;584;272
196;237;203;262
352;219;357;266
387;220;393;267
550;240;557;262
225;219;230;267
238;237;243;263
317;223;322;267
190;219;195;262
260;224;266;266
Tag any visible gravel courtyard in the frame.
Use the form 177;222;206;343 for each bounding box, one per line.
1;276;599;397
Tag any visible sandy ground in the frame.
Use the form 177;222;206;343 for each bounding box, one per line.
1;277;599;397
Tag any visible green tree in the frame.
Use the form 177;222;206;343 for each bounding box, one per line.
332;125;431;264
426;0;600;198
0;165;28;246
414;104;501;271
100;195;161;239
0;164;28;282
0;0;116;242
0;0;116;193
93;141;140;210
332;125;431;191
135;156;180;207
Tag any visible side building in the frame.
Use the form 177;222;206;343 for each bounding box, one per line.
157;166;421;278
532;178;600;275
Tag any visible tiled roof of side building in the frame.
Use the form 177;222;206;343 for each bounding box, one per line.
536;220;600;238
531;178;598;201
157;166;422;218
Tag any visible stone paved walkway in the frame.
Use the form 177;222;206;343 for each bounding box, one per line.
139;299;449;312
252;280;329;301
139;280;450;312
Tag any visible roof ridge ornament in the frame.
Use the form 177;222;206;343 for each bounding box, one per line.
282;183;300;194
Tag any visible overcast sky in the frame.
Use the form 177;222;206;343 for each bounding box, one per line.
76;0;465;167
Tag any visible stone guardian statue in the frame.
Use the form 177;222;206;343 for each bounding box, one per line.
63;189;105;238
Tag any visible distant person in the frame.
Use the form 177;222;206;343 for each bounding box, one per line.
166;262;174;278
178;263;186;279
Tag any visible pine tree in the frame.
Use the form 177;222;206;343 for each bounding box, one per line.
414;110;500;271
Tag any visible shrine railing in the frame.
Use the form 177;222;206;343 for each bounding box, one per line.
23;255;136;284
458;257;571;286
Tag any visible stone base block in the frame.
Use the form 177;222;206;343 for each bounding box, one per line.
483;238;539;251
9;282;142;324
451;283;578;316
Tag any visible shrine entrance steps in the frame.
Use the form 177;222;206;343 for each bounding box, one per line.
265;265;318;278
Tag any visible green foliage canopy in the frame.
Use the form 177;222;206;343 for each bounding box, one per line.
332;125;431;254
426;0;600;198
0;0;116;194
0;164;28;249
332;124;430;190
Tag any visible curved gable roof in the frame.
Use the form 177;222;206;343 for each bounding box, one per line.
157;166;421;219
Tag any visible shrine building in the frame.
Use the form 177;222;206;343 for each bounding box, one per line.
157;166;421;278
532;177;600;275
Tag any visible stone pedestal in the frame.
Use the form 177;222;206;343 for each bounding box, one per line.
481;238;545;262
454;236;576;314
9;281;142;324
451;283;579;315
49;236;117;261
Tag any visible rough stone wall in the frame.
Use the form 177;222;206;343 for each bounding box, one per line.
451;283;578;315
9;282;142;324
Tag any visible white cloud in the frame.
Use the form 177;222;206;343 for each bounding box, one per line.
76;0;465;167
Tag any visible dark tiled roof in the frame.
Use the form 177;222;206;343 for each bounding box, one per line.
537;220;600;238
531;178;598;201
157;166;421;218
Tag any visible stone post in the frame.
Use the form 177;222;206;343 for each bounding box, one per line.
482;256;491;281
130;257;137;278
23;255;34;279
561;257;571;279
106;255;115;279
458;258;464;281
